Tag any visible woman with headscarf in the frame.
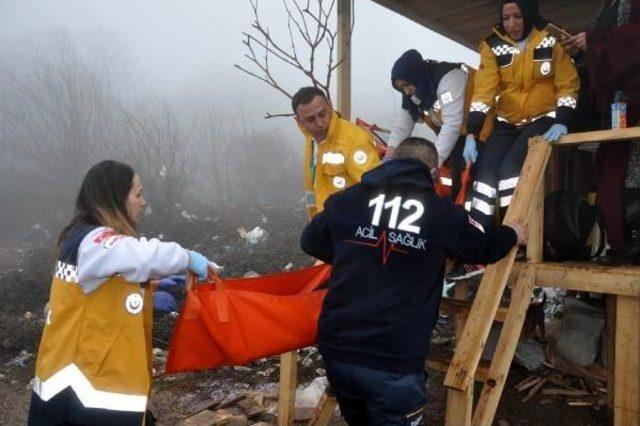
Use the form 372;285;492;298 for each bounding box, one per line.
563;0;640;264
449;0;580;280
388;50;493;199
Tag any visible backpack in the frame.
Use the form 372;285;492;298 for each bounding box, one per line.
544;191;605;261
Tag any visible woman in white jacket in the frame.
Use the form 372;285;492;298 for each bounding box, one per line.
29;160;213;425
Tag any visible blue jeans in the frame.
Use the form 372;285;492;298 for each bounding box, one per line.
323;358;426;425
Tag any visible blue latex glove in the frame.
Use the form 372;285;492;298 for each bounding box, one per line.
153;291;177;313
463;134;478;164
188;251;210;282
542;123;568;143
157;274;186;290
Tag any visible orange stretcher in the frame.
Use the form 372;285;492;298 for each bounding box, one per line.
165;264;331;373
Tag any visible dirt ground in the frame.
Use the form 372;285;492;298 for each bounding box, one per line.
0;204;610;425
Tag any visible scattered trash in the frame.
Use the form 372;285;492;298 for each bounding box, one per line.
233;366;252;372
261;215;268;224
515;370;606;408
283;262;294;271
211;235;220;241
431;336;452;346
243;271;260;278
157;233;164;240
245;227;267;244
158;165;168;178
23;311;34;321
256;367;276;377
6;350;33;368
181;210;198;221
295;376;328;408
237;227;247;238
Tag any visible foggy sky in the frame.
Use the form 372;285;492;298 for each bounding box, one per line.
0;0;478;140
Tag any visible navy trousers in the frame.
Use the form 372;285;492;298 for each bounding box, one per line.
469;118;554;232
323;358;426;426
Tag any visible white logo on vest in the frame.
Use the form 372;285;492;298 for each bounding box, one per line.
333;176;346;189
540;62;551;76
353;150;368;165
125;293;144;315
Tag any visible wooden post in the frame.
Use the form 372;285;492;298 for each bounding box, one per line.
278;351;297;426
309;389;338;426
606;295;617;420
614;296;640;426
445;282;473;426
444;137;552;392
336;0;352;119
527;176;544;263
472;266;536;426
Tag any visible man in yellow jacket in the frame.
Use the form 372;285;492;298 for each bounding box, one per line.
448;0;579;281
293;87;380;219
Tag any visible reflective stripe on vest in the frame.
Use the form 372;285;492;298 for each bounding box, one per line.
33;364;147;412
322;152;345;165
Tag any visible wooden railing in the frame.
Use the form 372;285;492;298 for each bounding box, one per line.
444;127;640;426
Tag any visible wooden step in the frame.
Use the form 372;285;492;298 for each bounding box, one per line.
440;297;509;323
426;354;490;382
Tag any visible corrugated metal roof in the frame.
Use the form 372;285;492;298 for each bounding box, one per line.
370;0;602;49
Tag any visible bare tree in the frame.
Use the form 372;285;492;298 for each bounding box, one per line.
234;0;354;117
118;100;196;214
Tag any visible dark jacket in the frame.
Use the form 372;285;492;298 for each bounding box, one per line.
300;159;517;373
587;0;640;125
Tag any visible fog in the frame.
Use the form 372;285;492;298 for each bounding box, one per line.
0;0;477;242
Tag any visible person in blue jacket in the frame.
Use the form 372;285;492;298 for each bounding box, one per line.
300;137;526;425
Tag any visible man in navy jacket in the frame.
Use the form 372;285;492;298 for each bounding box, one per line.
300;137;526;425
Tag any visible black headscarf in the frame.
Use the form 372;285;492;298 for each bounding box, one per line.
498;0;545;40
391;50;436;121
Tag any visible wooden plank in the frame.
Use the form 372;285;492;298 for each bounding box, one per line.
368;0;478;50
426;355;491;382
336;0;352;119
308;390;338;426
614;296;640;426
446;282;473;426
527;177;544;263
472;266;536;426
555;127;640;146
277;351;297;426
440;297;509;323
444;137;552;392
512;262;640;297
607;295;617;419
368;0;600;50
446;389;472;426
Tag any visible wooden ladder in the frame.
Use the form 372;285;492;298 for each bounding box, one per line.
444;129;640;426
